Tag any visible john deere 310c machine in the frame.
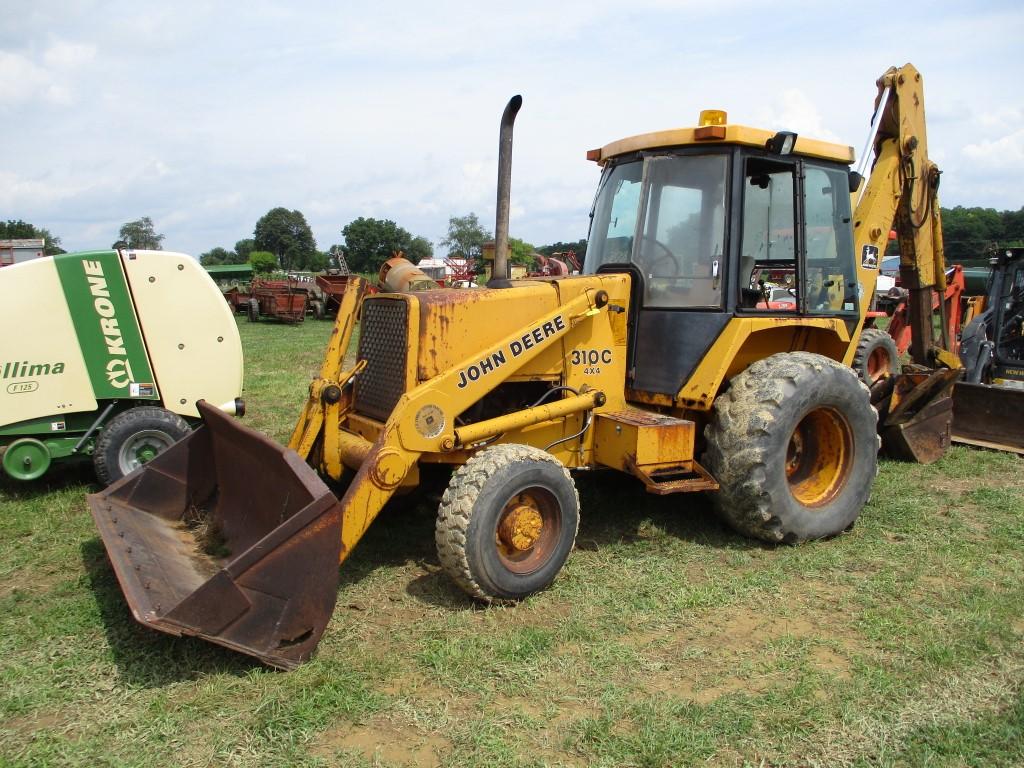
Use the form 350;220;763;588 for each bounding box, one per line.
89;64;968;668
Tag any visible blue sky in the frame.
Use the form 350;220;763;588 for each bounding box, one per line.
2;0;1022;257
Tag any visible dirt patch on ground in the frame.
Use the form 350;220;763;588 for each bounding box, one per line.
0;567;66;600
2;709;66;736
612;587;862;704
314;715;452;767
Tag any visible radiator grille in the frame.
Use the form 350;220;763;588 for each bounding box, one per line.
354;298;409;422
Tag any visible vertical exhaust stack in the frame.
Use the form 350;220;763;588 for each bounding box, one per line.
491;95;522;286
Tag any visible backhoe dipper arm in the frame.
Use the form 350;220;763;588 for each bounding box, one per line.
333;287;609;562
854;63;950;367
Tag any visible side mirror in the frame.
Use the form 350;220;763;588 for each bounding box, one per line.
848;171;863;194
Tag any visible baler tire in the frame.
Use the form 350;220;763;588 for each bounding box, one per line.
247;298;259;322
94;406;191;486
435;443;579;602
703;352;879;543
852;328;901;385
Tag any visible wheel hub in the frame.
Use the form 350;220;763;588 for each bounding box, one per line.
867;347;892;380
498;495;544;552
786;407;853;508
119;430;176;474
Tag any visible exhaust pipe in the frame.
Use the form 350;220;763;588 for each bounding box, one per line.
491;95;522;286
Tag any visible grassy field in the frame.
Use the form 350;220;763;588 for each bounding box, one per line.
2;316;1023;767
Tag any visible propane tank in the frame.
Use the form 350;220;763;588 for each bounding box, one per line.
377;255;439;293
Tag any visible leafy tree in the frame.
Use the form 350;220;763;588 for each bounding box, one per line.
114;216;164;250
234;238;255;263
1003;207;1024;243
537;239;587;264
441;213;490;269
508;237;537;267
306;250;328;273
407;236;434;263
341;217;414;272
0;219;65;254
940;206;1006;263
249;251;278;274
253;208;317;271
199;246;234;266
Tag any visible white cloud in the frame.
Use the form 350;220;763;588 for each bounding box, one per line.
756;89;845;145
0;51;67;105
0;40;97;107
963;129;1024;169
43;41;97;70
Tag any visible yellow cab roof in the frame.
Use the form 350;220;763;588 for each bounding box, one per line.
592;121;854;165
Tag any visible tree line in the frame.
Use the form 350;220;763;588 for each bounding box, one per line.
9;204;1017;275
941;206;1024;263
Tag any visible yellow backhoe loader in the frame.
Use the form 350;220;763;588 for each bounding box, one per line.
89;64;962;668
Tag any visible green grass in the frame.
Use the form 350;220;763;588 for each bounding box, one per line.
2;315;1023;767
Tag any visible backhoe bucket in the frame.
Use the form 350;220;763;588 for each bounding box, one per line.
875;369;959;464
88;401;341;669
952;382;1024;454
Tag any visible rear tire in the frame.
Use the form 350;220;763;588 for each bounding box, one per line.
247;298;260;322
94;406;191;486
311;300;325;320
435;444;579;602
703;352;878;543
852;328;900;385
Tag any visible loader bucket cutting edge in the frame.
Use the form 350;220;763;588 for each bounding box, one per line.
87;401;342;669
952;382;1024;454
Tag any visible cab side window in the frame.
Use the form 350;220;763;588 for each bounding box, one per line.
739;157;798;311
803;165;857;314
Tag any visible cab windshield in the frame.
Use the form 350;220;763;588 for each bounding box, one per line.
586;154;728;309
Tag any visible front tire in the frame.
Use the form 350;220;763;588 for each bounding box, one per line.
247;298;260;322
703;352;878;543
93;406;191;486
435;444;579;602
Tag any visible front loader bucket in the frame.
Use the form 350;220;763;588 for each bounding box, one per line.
952;382;1024;454
88;401;341;669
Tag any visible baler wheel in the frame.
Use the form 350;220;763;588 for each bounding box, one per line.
94;406;191;486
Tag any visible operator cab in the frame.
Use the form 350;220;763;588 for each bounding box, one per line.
584;111;859;394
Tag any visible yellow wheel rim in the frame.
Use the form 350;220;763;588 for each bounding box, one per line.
786;407;853;507
495;490;559;573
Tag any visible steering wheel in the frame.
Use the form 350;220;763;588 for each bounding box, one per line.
640;236;680;276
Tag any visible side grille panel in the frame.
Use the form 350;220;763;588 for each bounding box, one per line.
354;298;409;422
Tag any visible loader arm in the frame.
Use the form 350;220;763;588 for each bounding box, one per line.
288;276;366;465
331;286;609;561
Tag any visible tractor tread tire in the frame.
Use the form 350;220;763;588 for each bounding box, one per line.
852;328;901;385
94;406;191;486
435;443;578;603
703;352;879;543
